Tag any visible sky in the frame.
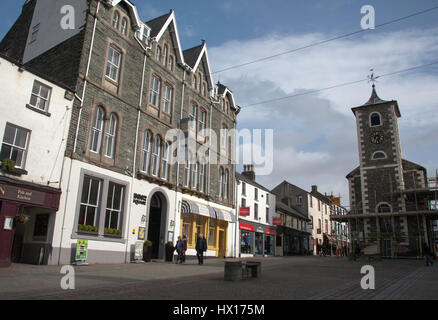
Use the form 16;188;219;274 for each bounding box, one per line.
1;0;438;206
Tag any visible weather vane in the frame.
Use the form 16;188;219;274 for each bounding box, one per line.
367;69;380;86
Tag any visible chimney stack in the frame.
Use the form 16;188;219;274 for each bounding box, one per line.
311;185;318;193
242;164;255;181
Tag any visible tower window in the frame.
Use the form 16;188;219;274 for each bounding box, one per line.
370;113;381;127
372;151;387;160
377;203;392;213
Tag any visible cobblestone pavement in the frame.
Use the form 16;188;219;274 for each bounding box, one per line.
0;256;436;300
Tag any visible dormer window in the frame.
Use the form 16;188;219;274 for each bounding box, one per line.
370;112;381;127
121;18;128;36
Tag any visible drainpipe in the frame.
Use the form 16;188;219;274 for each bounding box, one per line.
57;0;100;266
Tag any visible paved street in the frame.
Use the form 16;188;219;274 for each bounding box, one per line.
0;256;436;300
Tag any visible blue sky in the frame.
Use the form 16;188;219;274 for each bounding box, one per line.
1;0;438;203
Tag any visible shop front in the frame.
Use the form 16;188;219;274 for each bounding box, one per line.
277;225;310;256
239;220;276;257
0;177;61;267
181;199;236;258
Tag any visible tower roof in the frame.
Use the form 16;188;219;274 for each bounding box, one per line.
364;85;388;106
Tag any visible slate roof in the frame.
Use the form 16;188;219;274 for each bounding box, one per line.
236;172;271;194
276;201;310;221
182;44;204;69
146;11;172;38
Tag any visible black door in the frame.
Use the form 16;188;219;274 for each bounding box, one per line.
148;193;165;260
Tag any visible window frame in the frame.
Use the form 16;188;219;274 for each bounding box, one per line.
105;46;122;83
104;113;118;159
90;107;105;154
141;131;152;174
162;84;173;115
29;80;52;112
149;75;162;108
370;112;382;127
1;123;31;169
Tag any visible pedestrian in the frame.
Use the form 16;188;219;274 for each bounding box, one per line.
182;234;188;263
196;233;207;265
423;242;434;267
175;236;186;264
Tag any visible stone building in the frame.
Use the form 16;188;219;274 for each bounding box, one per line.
0;0;239;265
332;85;438;258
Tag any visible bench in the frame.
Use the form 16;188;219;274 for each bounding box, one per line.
224;261;261;281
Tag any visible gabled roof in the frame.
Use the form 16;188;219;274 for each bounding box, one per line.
236;172;271;194
183;42;215;91
346;166;360;179
145;10;185;69
216;82;237;110
104;0;142;31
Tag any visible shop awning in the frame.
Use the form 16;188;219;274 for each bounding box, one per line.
181;200;215;218
214;208;237;223
181;200;236;222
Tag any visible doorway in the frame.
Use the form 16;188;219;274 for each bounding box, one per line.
380;239;392;258
218;230;226;258
147;193;167;260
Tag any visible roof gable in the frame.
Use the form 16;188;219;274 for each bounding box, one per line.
105;0;142;31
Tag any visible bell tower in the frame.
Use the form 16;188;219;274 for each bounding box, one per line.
351;81;405;215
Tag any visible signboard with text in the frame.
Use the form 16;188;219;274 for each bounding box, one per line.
75;240;88;261
239;207;250;217
273;217;282;226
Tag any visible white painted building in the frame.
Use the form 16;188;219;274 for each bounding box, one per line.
236;166;277;257
0;55;74;266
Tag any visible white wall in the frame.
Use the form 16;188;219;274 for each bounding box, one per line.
0;57;73;188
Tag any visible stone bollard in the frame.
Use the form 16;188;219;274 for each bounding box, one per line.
224;261;243;281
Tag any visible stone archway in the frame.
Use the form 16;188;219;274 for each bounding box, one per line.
147;192;168;260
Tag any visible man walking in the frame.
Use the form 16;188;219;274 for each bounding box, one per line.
196;233;207;265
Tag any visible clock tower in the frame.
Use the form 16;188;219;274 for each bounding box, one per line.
351;84;406;216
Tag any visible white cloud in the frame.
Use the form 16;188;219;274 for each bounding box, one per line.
210;27;438;204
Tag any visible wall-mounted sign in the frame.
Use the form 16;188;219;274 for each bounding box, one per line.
273;217;282;226
239;207;250;216
134;241;143;261
239;222;254;232
265;228;277;236
3;217;14;231
133;193;147;205
256;226;265;233
0;184;46;206
138;227;145;240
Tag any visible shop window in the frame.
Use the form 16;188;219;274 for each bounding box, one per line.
241;231;253;254
1;123;30;169
195;215;206;240
181;212;192;245
208;219;216;247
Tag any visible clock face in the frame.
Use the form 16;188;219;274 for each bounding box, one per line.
371;131;384;144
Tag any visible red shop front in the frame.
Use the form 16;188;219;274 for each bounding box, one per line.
0;177;61;267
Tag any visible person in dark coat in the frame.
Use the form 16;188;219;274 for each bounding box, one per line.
423;243;434;267
175;236;187;264
196;233;207;265
182;235;188;263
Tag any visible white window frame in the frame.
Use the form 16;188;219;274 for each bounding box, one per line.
141;131;152;173
152;136;161;177
112;11;120;29
90;107;105;154
121;17;128;35
189;103;197;131
163;85;173;114
161;141;170;180
105;47;122;83
29;80;51;112
149;76;161;107
104;113;117;159
1;123;30;169
105;182;125;230
192;162;198;189
79;176;101;227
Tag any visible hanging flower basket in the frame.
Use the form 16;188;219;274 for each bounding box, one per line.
15;213;31;224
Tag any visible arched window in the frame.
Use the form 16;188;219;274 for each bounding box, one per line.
199;108;207;133
161;141;170;180
91;107;105;153
221;124;228;151
168;55;174;71
156;46;162;63
370;112;381;126
104;113;117;158
199;162;206;193
372;151;387;160
121;18;128;35
189;103;197;131
219;167;224;198
185;151;191;187
112;11;120;29
152;135;161;176
192;162;198;189
141;131;152;173
163;45;168;67
224;170;229;199
377;203;392;213
198;74;202;91
225;101;230;114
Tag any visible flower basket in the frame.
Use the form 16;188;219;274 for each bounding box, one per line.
1;158;15;172
15;213;30;224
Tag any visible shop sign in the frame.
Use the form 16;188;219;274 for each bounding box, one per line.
0;184;46;206
273;217;282;226
138;227;145;240
266;228;277;236
133;193;147;205
256;226;264;233
240;222;254;232
239;207;250;216
75;240;88;261
3;217;14;231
